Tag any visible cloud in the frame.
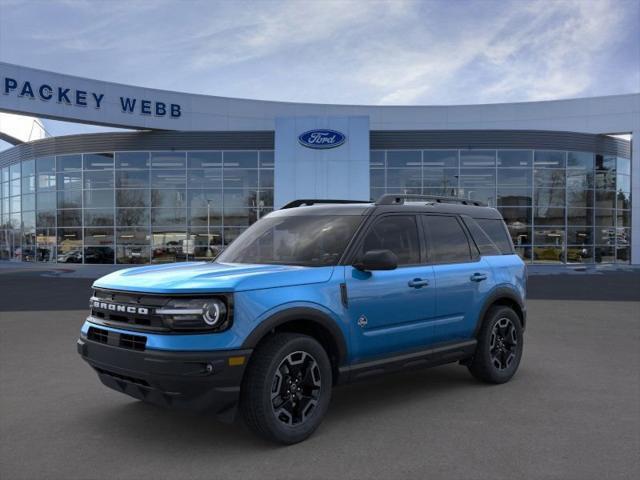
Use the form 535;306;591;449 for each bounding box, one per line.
0;0;637;107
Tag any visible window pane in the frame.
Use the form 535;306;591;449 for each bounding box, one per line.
567;227;593;245
534;151;565;168
57;154;82;171
22;159;35;176
460;150;495;167
187;151;222;169
36;210;55;228
116;170;149;188
57;209;82;227
387;169;421;189
116;228;150;246
37;191;56;210
259;170;274;189
497;150;532;168
370;151;385;168
151;208;186;227
57;190;82;209
475;218;513;253
151;170;186;188
188;228;223;260
150;152;186;169
223;169;258;188
224;151;258;168
151;189;186;208
84;170;114;189
187;168;222;188
37;173;56;191
57;171;82;190
115;152;149;169
534;206;564;225
117;208;149;226
85;227;114;245
188;190;223;209
616;157;630;176
84;208;114;226
458;168;495;187
22;193;35;211
36;157;55;174
423;150;457;168
259;151;274;168
83;153;114;170
423;215;471;263
117;246;150;264
84;190;114;209
357;216;419;265
116;189;150;208
567;151;594;169
84;246;114;264
387;151;421;168
534;169;565;187
497;169;531;186
458;188;496;206
498;187;532;207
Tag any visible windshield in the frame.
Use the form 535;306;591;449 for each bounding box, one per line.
217;215;363;266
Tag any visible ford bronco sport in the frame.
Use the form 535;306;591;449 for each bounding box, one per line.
78;194;526;444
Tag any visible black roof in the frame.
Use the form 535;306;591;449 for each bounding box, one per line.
272;197;503;220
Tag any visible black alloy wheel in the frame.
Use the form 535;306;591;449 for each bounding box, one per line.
271;351;322;426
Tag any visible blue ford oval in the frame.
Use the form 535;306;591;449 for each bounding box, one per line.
298;129;346;149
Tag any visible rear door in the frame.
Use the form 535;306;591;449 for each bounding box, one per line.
421;214;493;344
345;214;436;362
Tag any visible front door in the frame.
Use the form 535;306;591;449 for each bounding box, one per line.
345;215;436;362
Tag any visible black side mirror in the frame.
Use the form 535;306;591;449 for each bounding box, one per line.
353;249;398;271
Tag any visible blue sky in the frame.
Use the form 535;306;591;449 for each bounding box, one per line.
0;0;638;141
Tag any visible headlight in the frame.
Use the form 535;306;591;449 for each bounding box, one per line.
156;298;229;331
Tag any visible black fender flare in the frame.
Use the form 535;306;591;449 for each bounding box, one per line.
241;307;348;366
473;286;526;336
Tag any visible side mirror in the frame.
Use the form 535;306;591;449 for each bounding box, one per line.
353;249;398;271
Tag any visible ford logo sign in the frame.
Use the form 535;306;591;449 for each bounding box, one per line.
298;129;346;149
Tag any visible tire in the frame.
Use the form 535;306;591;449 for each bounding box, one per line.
240;333;332;444
468;306;523;384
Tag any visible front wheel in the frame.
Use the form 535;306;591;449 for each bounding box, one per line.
468;306;523;384
240;333;332;444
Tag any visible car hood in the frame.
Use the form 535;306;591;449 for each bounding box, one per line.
93;262;335;294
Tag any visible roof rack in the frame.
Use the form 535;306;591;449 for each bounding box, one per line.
375;194;486;207
281;199;371;209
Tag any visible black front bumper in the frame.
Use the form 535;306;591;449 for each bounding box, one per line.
77;336;251;417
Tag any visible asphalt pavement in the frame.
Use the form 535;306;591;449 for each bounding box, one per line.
1;268;639;480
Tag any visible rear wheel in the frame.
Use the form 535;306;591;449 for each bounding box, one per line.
240;333;332;444
468;306;523;384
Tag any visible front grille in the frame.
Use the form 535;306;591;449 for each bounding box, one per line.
86;326;147;351
90;289;170;332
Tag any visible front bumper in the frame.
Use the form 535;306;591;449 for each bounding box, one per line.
77;335;251;417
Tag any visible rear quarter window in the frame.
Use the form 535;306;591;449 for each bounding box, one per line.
474;218;514;254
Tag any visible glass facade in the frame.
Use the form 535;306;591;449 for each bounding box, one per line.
370;149;631;264
0;147;631;265
0;150;274;264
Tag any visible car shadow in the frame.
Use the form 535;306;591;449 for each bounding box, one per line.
77;364;484;450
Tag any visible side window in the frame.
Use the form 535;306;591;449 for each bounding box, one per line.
422;215;472;263
475;218;514;254
360;215;420;266
463;216;501;256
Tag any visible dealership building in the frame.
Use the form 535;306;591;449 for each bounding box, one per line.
0;62;638;265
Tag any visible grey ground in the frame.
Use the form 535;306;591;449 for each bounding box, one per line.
1;266;639;480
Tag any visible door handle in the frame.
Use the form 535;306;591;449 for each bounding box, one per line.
408;278;430;288
470;273;488;282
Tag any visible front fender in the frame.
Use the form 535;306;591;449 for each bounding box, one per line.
240;303;348;366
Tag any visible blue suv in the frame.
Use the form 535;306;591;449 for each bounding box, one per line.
78;194;526;444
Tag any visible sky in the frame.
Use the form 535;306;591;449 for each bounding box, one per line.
0;0;638;142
